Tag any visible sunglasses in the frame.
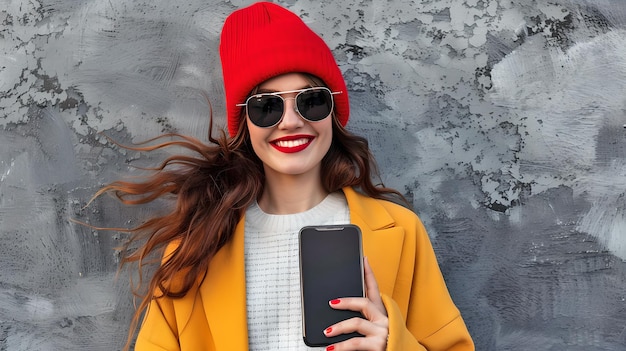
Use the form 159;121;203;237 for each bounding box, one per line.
237;87;342;128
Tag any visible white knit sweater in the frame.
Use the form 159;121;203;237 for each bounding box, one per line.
244;192;350;350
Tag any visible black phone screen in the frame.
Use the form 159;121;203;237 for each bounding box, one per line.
299;225;364;346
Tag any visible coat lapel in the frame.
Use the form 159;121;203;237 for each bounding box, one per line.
198;218;249;351
343;187;406;297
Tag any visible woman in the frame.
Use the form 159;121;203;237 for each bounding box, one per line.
104;2;474;350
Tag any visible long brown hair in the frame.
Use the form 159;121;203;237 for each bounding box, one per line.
99;74;406;350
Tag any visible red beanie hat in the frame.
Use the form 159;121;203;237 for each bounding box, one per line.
220;2;350;136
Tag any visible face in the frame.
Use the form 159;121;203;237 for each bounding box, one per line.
245;73;334;180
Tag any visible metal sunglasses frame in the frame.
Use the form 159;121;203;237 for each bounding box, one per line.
236;87;343;128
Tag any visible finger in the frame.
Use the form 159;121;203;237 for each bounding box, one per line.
324;318;388;351
363;257;386;315
325;336;388;351
324;316;387;338
329;297;385;321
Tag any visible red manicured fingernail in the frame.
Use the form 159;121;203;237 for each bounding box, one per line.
326;346;335;351
325;327;332;334
330;299;341;305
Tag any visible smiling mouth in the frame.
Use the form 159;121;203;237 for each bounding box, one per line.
270;136;314;153
274;138;310;148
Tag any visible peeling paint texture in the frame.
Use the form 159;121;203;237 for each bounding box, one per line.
1;0;626;350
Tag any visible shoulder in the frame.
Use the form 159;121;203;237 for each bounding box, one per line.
344;187;423;226
377;198;429;242
377;197;419;221
343;186;429;242
159;239;201;292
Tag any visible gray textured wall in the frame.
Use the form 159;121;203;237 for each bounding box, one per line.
1;0;626;350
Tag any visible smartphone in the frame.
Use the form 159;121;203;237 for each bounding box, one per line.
299;224;365;347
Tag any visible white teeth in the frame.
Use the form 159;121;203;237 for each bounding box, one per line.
275;138;309;148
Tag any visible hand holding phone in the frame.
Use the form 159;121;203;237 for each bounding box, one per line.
299;224;365;347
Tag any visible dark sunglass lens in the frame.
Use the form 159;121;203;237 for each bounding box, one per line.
247;95;284;127
297;89;332;121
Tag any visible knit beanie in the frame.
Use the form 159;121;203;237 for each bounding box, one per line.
220;2;350;136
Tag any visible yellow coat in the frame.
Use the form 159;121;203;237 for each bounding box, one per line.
135;187;474;350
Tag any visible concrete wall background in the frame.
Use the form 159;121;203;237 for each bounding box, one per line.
1;0;625;350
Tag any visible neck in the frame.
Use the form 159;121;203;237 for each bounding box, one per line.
258;170;328;215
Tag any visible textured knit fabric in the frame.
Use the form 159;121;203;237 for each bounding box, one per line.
219;2;350;136
244;192;349;350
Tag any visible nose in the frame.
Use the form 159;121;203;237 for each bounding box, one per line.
277;97;303;129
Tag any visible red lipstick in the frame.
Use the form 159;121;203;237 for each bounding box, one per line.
270;134;314;153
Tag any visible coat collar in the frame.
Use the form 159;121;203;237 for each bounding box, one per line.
183;187;404;350
341;186;397;231
342;187;406;297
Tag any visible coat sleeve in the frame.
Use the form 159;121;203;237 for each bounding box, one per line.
383;294;473;351
381;204;474;351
